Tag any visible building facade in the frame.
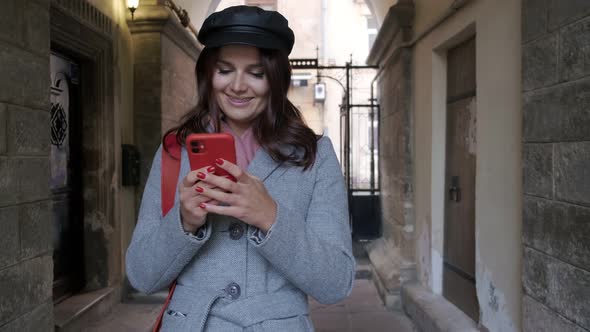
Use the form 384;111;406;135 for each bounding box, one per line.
0;0;589;331
368;0;590;331
0;0;200;330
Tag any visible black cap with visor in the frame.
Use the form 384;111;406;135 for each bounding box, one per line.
197;6;295;55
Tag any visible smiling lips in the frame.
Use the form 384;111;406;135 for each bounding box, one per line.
226;94;253;106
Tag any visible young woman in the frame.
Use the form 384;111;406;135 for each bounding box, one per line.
126;5;355;331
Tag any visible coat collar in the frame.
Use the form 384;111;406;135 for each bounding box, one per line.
247;144;296;181
247;147;282;182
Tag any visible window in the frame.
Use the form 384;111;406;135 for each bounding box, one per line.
245;0;277;11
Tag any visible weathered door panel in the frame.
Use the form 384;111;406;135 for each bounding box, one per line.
443;37;479;322
443;265;479;320
444;98;477;274
447;38;476;101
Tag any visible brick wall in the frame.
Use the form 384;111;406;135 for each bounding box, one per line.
0;0;54;330
522;0;590;331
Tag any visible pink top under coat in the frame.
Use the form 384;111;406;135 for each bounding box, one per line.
220;122;260;170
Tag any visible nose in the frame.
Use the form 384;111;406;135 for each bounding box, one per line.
230;72;247;94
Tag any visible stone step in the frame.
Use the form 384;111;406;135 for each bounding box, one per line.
54;287;118;332
402;282;479;332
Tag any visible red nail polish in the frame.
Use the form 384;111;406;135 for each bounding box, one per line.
197;172;206;179
195;186;204;193
215;158;224;165
199;203;206;209
207;166;216;173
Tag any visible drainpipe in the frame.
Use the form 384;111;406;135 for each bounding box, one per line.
321;0;328;61
320;0;328;134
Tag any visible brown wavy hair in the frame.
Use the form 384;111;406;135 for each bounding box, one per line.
163;47;319;170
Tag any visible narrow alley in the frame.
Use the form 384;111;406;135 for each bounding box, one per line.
1;0;589;332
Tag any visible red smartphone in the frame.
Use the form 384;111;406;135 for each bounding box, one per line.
185;133;237;181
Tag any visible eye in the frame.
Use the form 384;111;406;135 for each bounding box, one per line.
250;72;265;79
216;68;232;75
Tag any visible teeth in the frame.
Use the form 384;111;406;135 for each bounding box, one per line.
229;96;251;103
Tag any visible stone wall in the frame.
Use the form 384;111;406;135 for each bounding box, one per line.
366;0;416;309
0;0;54;330
130;4;200;200
161;35;199;132
522;0;590;330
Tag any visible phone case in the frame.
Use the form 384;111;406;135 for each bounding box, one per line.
185;133;237;181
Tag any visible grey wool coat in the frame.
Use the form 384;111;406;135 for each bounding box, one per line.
126;137;355;331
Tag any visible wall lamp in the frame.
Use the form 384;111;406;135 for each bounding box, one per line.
127;0;139;20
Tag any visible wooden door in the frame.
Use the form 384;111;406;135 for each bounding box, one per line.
50;52;84;303
443;37;479;321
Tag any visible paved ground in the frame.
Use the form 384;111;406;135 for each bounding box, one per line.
309;278;416;332
85;302;161;332
85;276;415;332
86;246;416;332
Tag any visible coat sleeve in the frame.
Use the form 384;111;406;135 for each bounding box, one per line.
125;145;212;294
248;137;356;304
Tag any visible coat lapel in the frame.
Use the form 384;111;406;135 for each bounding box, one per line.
246;148;283;182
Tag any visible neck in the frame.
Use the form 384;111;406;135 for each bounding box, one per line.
224;120;249;137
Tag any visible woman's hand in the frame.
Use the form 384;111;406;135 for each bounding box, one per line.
195;158;277;232
178;166;221;233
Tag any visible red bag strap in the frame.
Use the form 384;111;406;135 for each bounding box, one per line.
161;133;181;216
153;133;181;332
152;283;177;332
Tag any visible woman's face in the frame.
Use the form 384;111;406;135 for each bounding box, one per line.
212;45;270;134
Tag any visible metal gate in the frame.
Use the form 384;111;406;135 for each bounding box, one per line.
342;102;381;240
290;58;381;240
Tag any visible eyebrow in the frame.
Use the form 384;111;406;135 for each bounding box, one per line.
216;59;264;70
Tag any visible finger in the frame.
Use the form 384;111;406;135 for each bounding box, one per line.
215;158;247;182
191;181;217;193
203;199;220;206
199;202;240;218
196;171;238;193
189;195;218;208
181;198;207;216
192;186;224;203
181;180;214;203
182;166;216;187
196;186;233;205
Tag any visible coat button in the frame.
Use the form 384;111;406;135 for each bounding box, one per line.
229;222;244;240
225;282;241;300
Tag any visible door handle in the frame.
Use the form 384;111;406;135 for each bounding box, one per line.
449;175;461;202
